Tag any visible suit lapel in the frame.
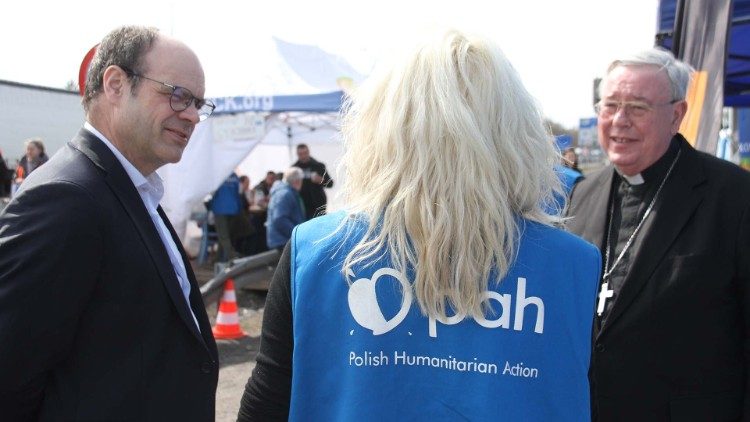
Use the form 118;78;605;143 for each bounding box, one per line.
158;207;218;357
598;141;706;337
71;129;210;350
568;166;615;250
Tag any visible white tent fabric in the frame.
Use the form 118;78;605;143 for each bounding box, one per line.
160;37;360;241
235;112;342;182
235;112;344;216
159;109;344;242
273;37;364;92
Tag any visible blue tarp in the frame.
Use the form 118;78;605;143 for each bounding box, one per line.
555;134;573;151
657;0;750;107
210;91;344;115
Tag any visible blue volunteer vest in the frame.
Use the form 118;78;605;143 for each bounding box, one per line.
289;212;600;421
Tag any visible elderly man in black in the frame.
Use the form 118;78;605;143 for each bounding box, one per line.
566;47;750;420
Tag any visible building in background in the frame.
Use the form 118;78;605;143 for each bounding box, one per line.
0;80;84;169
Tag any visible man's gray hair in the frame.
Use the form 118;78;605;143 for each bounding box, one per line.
283;167;304;184
601;47;695;101
83;25;160;111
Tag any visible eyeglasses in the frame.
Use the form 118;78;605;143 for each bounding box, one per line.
594;99;679;119
122;68;215;121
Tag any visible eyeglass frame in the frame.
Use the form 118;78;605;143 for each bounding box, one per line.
121;67;215;121
594;99;680;119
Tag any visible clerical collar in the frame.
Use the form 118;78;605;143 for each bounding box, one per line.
615;136;680;187
619;172;644;185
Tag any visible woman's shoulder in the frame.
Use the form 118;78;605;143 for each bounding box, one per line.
294;211;369;246
520;219;599;257
297;211;351;233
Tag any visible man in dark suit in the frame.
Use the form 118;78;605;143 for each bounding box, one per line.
292;143;333;220
567;47;750;420
0;26;219;420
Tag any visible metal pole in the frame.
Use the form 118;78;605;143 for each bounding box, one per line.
200;249;280;303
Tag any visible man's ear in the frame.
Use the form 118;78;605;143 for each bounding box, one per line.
101;65;128;102
671;100;688;134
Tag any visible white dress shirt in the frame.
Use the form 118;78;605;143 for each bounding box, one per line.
84;122;200;330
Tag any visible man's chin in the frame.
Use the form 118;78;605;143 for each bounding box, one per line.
612;161;642;176
158;151;185;167
608;154;639;173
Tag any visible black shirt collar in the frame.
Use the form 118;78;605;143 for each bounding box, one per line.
615;136;680;187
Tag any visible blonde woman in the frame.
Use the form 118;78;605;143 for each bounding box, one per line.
239;30;600;421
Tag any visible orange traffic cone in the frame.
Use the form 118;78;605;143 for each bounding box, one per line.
212;278;247;339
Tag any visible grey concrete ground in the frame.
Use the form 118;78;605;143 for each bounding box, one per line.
208;289;267;422
194;261;268;422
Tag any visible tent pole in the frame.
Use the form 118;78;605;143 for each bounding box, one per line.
287;125;293;163
671;0;686;55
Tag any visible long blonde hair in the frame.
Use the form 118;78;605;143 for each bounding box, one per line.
337;29;563;320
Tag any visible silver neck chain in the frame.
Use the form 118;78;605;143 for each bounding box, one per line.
603;148;681;281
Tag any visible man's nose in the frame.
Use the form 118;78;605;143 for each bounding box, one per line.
611;106;632;126
179;103;201;124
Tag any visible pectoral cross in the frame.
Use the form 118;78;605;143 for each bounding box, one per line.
597;281;614;316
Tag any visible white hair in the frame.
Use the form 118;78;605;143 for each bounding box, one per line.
283;167;304;184
599;47;695;101
334;29;563;320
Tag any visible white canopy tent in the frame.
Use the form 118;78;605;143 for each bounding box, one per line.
159;106;343;242
160;38;363;241
234;111;342;185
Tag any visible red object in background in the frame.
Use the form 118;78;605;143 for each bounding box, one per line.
78;44;99;96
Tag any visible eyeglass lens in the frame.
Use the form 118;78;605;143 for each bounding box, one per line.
169;87;214;120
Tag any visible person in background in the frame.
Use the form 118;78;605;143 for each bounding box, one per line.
210;172;243;261
265;167;305;252
566;47;750;420
14;138;48;186
554;164;584;212
240;175;254;208
562;146;582;174
253;170;277;210
0;149;9;198
0;25;218;420
232;175;258;256
238;29;600;421
248;170;277;254
292;143;333;220
273;172;283;188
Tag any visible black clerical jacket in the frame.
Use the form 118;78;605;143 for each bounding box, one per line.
566;135;750;421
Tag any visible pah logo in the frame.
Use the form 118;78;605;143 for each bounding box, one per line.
347;268;545;338
347;268;413;335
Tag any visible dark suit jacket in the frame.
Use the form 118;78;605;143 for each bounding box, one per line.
566;135;750;421
0;129;219;421
292;157;333;220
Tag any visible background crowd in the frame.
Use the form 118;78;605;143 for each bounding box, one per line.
204;143;333;262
